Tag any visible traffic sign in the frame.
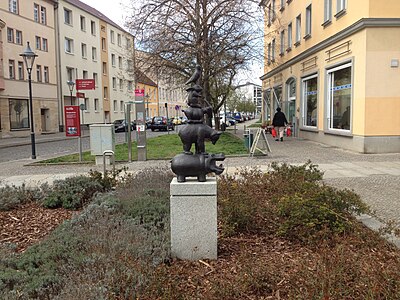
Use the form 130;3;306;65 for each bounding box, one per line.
76;79;95;90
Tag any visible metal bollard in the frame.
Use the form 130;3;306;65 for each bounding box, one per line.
102;150;115;178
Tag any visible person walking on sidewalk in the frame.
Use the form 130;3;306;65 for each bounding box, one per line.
272;107;288;142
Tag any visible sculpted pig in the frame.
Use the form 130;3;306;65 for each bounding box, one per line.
171;153;225;182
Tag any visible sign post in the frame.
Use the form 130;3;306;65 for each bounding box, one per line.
64;106;83;161
135;89;147;161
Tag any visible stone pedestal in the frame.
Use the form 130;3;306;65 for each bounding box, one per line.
170;177;217;260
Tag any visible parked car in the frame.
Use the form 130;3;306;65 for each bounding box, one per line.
233;112;244;123
145;117;152;129
150;116;174;131
172;117;182;125
113;119;136;132
227;117;237;126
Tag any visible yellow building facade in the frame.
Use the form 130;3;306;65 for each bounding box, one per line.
261;0;400;153
0;0;58;137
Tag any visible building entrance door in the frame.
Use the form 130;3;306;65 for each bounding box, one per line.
40;109;49;132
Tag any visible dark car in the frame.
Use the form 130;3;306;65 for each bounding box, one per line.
150;116;174;131
113;119;136;132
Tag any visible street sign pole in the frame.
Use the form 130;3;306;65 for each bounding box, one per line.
134;89;147;161
126;103;132;162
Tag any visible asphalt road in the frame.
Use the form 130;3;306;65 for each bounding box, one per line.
0;129;178;163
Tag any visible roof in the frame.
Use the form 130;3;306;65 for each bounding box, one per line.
136;70;157;87
63;0;132;36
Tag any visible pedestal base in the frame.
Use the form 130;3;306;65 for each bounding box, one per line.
170;177;217;260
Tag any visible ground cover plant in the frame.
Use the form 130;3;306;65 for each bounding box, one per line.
1;162;399;299
40;132;247;164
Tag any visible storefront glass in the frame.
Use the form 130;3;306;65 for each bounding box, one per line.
9;99;29;130
302;75;318;127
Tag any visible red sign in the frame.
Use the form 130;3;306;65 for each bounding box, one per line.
76;92;85;98
64;106;81;137
135;89;144;96
76;79;95;90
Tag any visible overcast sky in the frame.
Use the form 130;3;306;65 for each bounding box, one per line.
79;0;263;84
80;0;131;28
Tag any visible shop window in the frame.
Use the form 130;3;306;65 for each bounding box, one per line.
327;63;352;130
9;99;29;129
302;74;318;127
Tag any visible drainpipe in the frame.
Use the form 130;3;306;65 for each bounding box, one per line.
54;1;64;132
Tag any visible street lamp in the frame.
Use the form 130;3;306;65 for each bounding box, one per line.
145;93;149;118
20;42;38;159
67;80;75;104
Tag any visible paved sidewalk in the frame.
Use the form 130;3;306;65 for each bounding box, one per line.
1;120;399;246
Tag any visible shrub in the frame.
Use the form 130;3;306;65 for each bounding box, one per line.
0;184;40;211
218;161;370;243
41;175;103;209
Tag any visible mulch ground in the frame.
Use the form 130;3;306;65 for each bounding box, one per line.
0;202;76;252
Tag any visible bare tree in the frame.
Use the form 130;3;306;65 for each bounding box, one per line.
126;0;263;128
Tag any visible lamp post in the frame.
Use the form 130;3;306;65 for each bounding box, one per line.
20;42;38;159
145;93;149;118
67;80;75;104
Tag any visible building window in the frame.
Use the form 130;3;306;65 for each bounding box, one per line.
44;66;49;83
42;38;48;51
119;78;123;90
92;47;97;61
9;99;29;130
9;60;15;79
287;23;292;50
126;37;131;49
102;38;106;51
127;81;133;91
66;67;74;81
120;101;124;111
267;43;271;65
117;33;121;46
94;98;99;111
40;6;46;24
112;77;116;89
113;100;117;111
64;8;72;25
80;15;86;31
18;61;24;80
36;65;42;82
110;30;115;43
91;21;96;35
111;54;116;66
280;0;285;11
81;43;87;58
295;15;301;45
280;30;285;55
102;62;107;74
271;0;276;21
305;5;312;37
103;87;108;99
324;0;332;23
118;56;122;68
15;30;22;45
93;72;98;86
302;74;318;127
65;38;73;53
84;98;89;111
327;63;352;130
35;36;41;50
336;0;346;14
9;0;18;14
127;60;133;71
83;70;88;79
34;3;39;22
271;38;275;62
267;3;272;25
7;28;14;43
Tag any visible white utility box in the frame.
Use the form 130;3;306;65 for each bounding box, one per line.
89;124;115;165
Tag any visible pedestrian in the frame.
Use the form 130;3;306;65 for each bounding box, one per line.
272;107;288;142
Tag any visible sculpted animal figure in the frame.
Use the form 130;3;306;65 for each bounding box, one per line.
171;153;225;182
179;123;221;154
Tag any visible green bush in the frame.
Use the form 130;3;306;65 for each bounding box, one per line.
218;162;370;243
0;184;39;211
41;175;103;209
0;167;172;299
